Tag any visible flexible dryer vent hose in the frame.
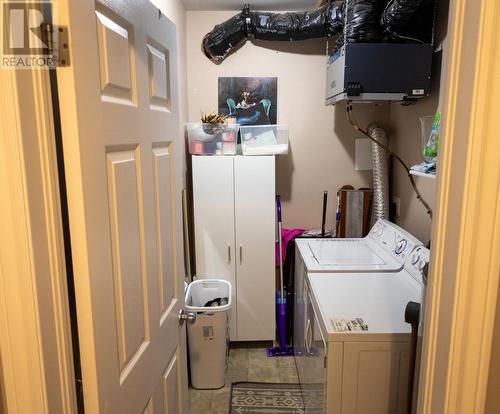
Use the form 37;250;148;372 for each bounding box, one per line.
368;124;389;223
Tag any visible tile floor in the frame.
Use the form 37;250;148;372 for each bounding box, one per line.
189;345;299;414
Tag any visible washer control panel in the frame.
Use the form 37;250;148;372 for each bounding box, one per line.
405;246;430;285
368;219;421;264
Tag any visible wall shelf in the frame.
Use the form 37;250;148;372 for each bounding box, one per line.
410;170;436;179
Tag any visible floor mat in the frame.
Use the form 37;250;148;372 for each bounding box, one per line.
230;382;305;413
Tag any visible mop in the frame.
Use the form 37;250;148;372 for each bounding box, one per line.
267;195;294;357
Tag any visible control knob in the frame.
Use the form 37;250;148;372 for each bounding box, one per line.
395;238;408;255
411;253;419;265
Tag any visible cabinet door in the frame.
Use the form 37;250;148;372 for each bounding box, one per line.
342;341;411;414
192;156;238;339
234;156;275;341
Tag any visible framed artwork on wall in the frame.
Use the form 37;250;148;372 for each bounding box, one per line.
218;77;278;125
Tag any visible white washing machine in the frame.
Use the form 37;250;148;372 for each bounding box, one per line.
297;245;430;414
295;219;421;273
294;220;423;371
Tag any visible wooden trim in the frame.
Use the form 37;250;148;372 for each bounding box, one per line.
418;0;500;412
0;67;77;413
31;68;78;414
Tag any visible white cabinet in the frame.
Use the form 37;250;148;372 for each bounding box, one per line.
192;156;275;341
298;325;410;414
340;341;410;414
324;340;410;414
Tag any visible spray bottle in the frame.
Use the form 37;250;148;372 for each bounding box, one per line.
423;111;441;162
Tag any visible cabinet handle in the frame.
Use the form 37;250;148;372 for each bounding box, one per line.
239;245;243;264
228;245;231;263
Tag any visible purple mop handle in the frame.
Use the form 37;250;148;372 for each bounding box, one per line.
276;195;284;304
277;195;282;223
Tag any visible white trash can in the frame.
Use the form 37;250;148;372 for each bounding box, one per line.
185;279;232;389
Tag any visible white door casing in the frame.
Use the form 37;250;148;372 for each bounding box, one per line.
0;64;77;414
417;0;500;412
57;0;187;412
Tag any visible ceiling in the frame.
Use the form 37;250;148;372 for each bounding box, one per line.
182;0;323;11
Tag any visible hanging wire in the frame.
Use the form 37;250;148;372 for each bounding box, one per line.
392;32;425;44
346;104;433;219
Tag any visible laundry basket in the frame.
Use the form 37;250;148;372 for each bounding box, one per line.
185;279;232;389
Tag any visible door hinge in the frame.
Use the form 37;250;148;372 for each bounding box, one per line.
42;23;70;67
324;356;327;368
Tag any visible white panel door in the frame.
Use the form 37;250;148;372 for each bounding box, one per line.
234;156;275;340
57;0;187;412
192;156;237;339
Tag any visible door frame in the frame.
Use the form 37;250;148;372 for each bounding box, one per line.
0;67;77;413
417;0;500;412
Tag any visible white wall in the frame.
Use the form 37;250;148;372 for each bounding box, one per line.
389;99;438;244
186;11;390;230
388;0;450;244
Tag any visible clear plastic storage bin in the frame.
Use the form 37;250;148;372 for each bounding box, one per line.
186;123;239;156
240;124;289;155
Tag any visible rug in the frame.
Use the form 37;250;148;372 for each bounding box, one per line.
230;382;305;413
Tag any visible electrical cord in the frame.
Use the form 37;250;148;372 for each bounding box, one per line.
346;104;433;219
380;0;427;44
392;32;425;44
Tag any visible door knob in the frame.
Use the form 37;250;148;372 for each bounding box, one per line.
178;309;197;324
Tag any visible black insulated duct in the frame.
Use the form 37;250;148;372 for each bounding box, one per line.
343;0;381;43
202;10;249;62
203;3;344;63
380;0;435;43
202;0;434;63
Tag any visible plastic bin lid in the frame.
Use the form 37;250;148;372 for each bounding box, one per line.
185;279;232;312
